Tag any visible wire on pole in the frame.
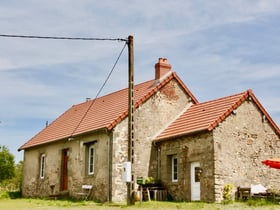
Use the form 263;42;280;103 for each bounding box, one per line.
0;34;128;42
69;42;127;137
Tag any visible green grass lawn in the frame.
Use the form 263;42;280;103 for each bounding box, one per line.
0;199;280;210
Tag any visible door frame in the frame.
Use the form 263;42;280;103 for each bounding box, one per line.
190;162;201;201
61;148;69;191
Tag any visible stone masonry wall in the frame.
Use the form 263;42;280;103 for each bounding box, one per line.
22;131;110;202
159;132;214;201
111;79;193;202
133;80;193;179
22;78;195;203
213;100;280;202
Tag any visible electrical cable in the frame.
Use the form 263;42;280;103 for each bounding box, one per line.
94;42;127;100
0;34;127;42
0;33;129;136
69;42;127;137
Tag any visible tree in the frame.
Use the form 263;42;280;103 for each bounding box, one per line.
13;161;23;190
0;145;15;182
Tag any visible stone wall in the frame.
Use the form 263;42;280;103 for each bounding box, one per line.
22;131;110;202
158;99;280;203
213;100;280;202
111;121;129;202
22;84;279;204
110;79;193;202
22;78;196;203
159;132;214;201
22;143;64;198
134;80;193;177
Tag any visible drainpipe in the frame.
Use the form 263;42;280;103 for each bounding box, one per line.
107;130;111;203
157;146;161;179
153;141;161;179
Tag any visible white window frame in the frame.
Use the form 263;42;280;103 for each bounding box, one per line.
88;145;95;175
172;155;178;182
40;154;46;179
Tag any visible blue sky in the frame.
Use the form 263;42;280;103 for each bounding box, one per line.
0;1;279;162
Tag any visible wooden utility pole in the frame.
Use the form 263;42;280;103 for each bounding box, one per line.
127;35;134;205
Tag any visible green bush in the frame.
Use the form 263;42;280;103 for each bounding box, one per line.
8;191;22;199
223;183;233;203
0;190;22;199
145;177;160;184
0;191;10;199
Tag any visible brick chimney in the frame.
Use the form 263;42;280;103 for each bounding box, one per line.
155;58;172;81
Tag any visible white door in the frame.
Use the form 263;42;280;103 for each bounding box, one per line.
191;162;201;201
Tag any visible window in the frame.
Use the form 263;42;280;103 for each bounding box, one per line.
40;154;46;179
195;167;202;182
172;156;178;182
88;145;95;175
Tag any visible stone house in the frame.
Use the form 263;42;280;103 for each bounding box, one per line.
18;58;280;203
155;90;280;202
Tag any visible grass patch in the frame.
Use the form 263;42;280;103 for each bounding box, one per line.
137;201;205;209
246;198;276;207
0;198;103;210
0;197;280;209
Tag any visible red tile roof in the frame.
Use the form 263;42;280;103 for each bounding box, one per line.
19;72;198;151
156;89;280;141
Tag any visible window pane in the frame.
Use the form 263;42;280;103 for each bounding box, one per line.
88;146;94;174
172;156;178;181
195;167;201;182
40;154;45;179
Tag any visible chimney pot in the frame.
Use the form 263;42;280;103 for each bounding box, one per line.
155;58;172;80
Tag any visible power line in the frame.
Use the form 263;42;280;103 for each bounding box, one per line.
69;41;127;137
0;34;128;42
94;42;127;99
0;33;130;135
0;33;129;101
0;33;129;98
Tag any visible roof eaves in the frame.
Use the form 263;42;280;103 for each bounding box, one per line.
155;128;208;143
248;90;280;136
18;127;109;151
134;72;198;109
207;90;249;131
72;127;109;138
173;73;199;104
18;136;68;151
107;75;176;130
18;127;55;151
107;73;180;130
18;103;80;151
107;111;128;130
206;89;280;136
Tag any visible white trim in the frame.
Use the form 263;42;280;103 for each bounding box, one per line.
191;162;201;201
172;155;178;182
88;145;95;175
39;154;45;179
